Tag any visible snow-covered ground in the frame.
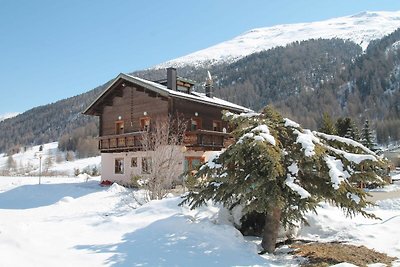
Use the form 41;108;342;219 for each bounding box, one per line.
0;176;399;266
155;11;400;68
0;142;100;176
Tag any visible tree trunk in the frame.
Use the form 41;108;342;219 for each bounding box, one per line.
261;207;282;253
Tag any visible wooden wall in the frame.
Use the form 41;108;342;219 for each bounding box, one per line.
100;85;168;136
172;98;229;131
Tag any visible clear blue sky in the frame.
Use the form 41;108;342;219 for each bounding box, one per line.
1;0;400;115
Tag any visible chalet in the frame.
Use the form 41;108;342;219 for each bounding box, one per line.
83;68;251;185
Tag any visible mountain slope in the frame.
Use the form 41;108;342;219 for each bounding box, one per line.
155;11;400;68
0;113;19;122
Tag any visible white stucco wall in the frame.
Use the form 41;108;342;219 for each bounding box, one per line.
100;148;219;185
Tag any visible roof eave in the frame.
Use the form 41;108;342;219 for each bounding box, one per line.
82;73;126;116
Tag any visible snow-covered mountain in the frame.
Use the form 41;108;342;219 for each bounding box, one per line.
155;10;400;68
0;112;19;122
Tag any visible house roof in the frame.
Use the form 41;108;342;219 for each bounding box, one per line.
83;73;252;115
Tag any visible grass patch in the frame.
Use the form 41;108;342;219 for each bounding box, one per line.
290;241;397;266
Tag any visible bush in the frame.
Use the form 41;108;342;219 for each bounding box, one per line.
130;175;142;188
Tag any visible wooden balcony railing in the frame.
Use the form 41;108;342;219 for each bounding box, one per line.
98;130;232;152
99;132;144;152
183;130;232;150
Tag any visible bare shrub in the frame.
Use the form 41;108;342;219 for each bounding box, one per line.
140;114;187;200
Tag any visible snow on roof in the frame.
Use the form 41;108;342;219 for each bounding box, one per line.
128;75;251;112
84;73;252;115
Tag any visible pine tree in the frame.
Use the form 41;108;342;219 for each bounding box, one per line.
335;117;352;137
318;112;336;135
181;106;387;253
344;121;360;141
361;119;375;149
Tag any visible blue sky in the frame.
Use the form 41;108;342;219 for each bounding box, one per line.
1;0;400;115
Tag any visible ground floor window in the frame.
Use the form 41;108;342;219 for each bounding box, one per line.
115;158;124;174
131;157;138;167
184;156;204;173
142;157;152;174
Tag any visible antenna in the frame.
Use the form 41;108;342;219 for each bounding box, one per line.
205;71;213;97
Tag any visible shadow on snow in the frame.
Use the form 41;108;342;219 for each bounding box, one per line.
75;214;268;267
0;181;101;209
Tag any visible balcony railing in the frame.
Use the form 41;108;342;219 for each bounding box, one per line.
99;132;144;152
184;130;232;150
98;129;232;152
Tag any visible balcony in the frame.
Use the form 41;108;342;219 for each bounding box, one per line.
99;130;232;153
99;132;144;152
183;130;232;150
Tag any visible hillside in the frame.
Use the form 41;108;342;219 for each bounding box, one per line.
0;142;100;177
0;113;19;122
1;12;400;153
0;85;104;153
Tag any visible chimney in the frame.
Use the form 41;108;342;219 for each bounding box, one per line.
205;70;213;97
167;67;177;90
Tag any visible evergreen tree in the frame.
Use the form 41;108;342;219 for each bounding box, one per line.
344;121;360;141
361;119;375;149
335;117;352;137
318;112;336;135
182;106;387;253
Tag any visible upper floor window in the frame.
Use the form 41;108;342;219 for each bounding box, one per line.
191;118;202;131
140;117;151;131
213;120;222;132
115;121;124;135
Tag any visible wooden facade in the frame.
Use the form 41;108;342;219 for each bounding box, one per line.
84;71;250;153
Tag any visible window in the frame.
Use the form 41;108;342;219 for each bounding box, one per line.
115;121;124;135
115;158;124;174
184;157;204;172
191;118;202;131
131;157;137;167
140;117;151;131
142;157;152;174
213;120;222;132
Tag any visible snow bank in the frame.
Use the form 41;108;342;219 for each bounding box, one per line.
300;199;400;262
107;182;128;193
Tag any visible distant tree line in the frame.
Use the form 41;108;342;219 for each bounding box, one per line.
58;121;99;159
318;113;377;150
